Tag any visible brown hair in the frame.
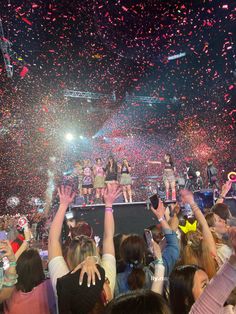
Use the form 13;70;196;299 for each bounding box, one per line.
211;203;230;221
180;230;217;279
16;249;45;292
120;235;146;290
66;235;97;270
205;212;223;245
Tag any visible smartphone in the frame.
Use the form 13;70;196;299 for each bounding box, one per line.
65;211;74;220
144;229;154;254
0;231;8;241
164;199;177;205
149;194;159;210
181;203;194;218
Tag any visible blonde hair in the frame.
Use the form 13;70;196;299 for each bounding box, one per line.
180;229;217;279
66;235;97;270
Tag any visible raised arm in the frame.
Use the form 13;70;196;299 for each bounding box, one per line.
48;186;75;262
0;241;17;302
181;190;217;257
103;183;121;256
216;181;232;204
190;227;236;314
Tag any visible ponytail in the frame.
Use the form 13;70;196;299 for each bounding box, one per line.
127;267;146;290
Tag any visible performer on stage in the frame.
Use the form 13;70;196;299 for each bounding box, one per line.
184;162;197;191
148;153;176;201
196;171;204;190
119;158;132;203
65;160;83;195
105;156;118;183
82;159;93;204
93;158;105;204
206;159;219;189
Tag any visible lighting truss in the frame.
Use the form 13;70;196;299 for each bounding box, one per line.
125;92;179;105
64;90;116;102
0;19;13;78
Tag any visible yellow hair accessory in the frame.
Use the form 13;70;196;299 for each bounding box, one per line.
179;220;197;234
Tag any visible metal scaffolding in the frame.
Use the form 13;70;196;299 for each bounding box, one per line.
125;92;179;105
64;90;116;102
0;18;13;78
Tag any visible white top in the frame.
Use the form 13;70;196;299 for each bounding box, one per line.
49;253;116;297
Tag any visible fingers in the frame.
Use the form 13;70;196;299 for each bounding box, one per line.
92;269;96;286
87;269;92;287
95;267;101;281
79;268;86;285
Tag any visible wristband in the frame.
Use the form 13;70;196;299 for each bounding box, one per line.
153;258;164;265
219;195;225;199
5;273;18;280
9;261;17;267
158;216;165;222
105;207;113;213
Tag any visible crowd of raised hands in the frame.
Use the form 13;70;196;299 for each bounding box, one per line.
0;180;236;314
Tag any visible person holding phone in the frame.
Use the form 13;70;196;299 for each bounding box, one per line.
148;153;176;201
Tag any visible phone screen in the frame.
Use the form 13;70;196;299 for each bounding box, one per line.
149;194;159;209
144;229;154;254
65;212;74;220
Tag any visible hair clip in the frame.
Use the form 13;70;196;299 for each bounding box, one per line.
179;220;197;234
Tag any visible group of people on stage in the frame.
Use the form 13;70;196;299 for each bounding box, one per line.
65;156;133;204
65;153;219;205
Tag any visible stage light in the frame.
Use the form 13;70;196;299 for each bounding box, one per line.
79;135;84;139
65;133;74;141
92;135;95;139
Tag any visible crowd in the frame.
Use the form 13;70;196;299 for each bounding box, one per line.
0;178;236;314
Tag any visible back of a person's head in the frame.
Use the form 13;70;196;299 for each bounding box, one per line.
211;203;230;221
120;234;146;290
169;265;202;314
70;221;93;239
16;249;45;292
67;235;97;270
105;290;171;314
180;230;217;279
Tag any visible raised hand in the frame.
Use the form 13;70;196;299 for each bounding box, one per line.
103;183;122;208
180;189;195;205
58;185;76;207
221;181;232;197
0;240;16;262
151;200;165;219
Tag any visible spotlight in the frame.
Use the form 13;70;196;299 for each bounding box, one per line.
65;133;74;141
79;135;84;140
103;137;106;140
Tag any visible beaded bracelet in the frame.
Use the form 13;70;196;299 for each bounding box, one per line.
3;278;18;287
9;261;17;267
4;273;18;280
153;258;164;265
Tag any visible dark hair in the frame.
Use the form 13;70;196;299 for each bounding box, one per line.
105;290;171;314
16;249;45;292
211;203;230;221
120;235;146;290
107;156;117;172
207;159;213;163
165;153;174;167
169;265;202;314
96;158;102;162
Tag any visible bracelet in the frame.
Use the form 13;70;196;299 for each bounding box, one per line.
158;216;165;222
105;207;113;213
9;261;17;267
153;258;164;265
5;273;18;280
3;278;17;287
